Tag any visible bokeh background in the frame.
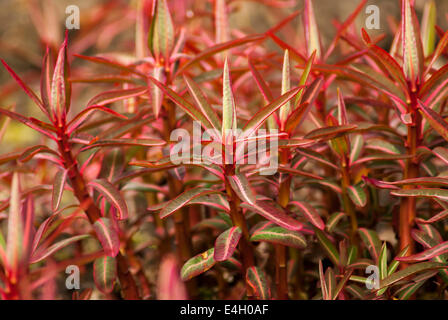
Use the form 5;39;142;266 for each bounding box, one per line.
1;0;448;152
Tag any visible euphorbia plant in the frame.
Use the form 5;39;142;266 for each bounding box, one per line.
2;0;448;301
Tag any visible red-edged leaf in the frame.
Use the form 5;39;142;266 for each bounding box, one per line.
177;34;266;74
181;248;216;281
241;201;303;231
418;100;448;142
148;0;174;60
402;0;424;91
6;172;23;279
248;58;273;103
87;87;147;107
347;184;367;207
51;34;71;123
148;76;215;130
0;59;48;117
30;235;89;264
391;188;448;201
93;217;120;257
0;108;57;140
358;228;381;262
214;227;242;261
18;145;59;163
243;86;303;138
303;0;321;59
315;229;340;266
246;266;271;299
415;209;448;224
250;226;306;249
289;201;324;230
88;179;128;220
82;138;166;151
379;262;446;289
228;173;256;205
396;241;448;262
184;75;222;131
160;188;221;219
52;169;67;211
93;256;117;294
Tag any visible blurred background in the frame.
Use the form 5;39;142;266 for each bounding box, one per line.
1;0;447;152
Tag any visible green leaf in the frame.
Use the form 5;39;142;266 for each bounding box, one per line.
222;58;237;139
6;172;24;276
279;50;291;126
418;100;448;142
160;187;220;219
148;0;174;60
93;256;117;294
242;86;302;138
433;147;448;165
326;212;347;233
151;66;164;118
93;217;120;257
315;229;340;266
289;201;324;230
88;179;128;220
304;0;321;58
391;188;448;201
304;124;357;140
402;0;424;91
396;241;448;262
250;226;306;249
181;248;216;281
349;134;364;164
388;247;409;276
421;0;437;57
241;201;303;231
51;35;71;123
214;227;242;262
86;87;148;107
379;262;446;289
358;228;381;262
347;184;367;207
246;266;271;299
30;235;90;264
184;75;222;132
228;173;256;205
52;169;67;211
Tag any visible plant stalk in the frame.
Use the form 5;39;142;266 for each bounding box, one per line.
224;173;255;298
399;95;421;262
276;149;290;299
57;127;140;299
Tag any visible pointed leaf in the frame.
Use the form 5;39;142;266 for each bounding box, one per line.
160;188;220;219
250;226;306;249
290;201;324;230
214;227;242;261
228;173;256;205
358;228;381;262
181;248;216;281
379;262;446;289
88;179;128;220
347;184;367;207
148;0;174;60
93;256;117;294
315;229;340;266
241;201;303;231
30;235;89;264
246;266;271;299
52;169;67;211
402;0;424;91
396;241;448;262
93;217;120;257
